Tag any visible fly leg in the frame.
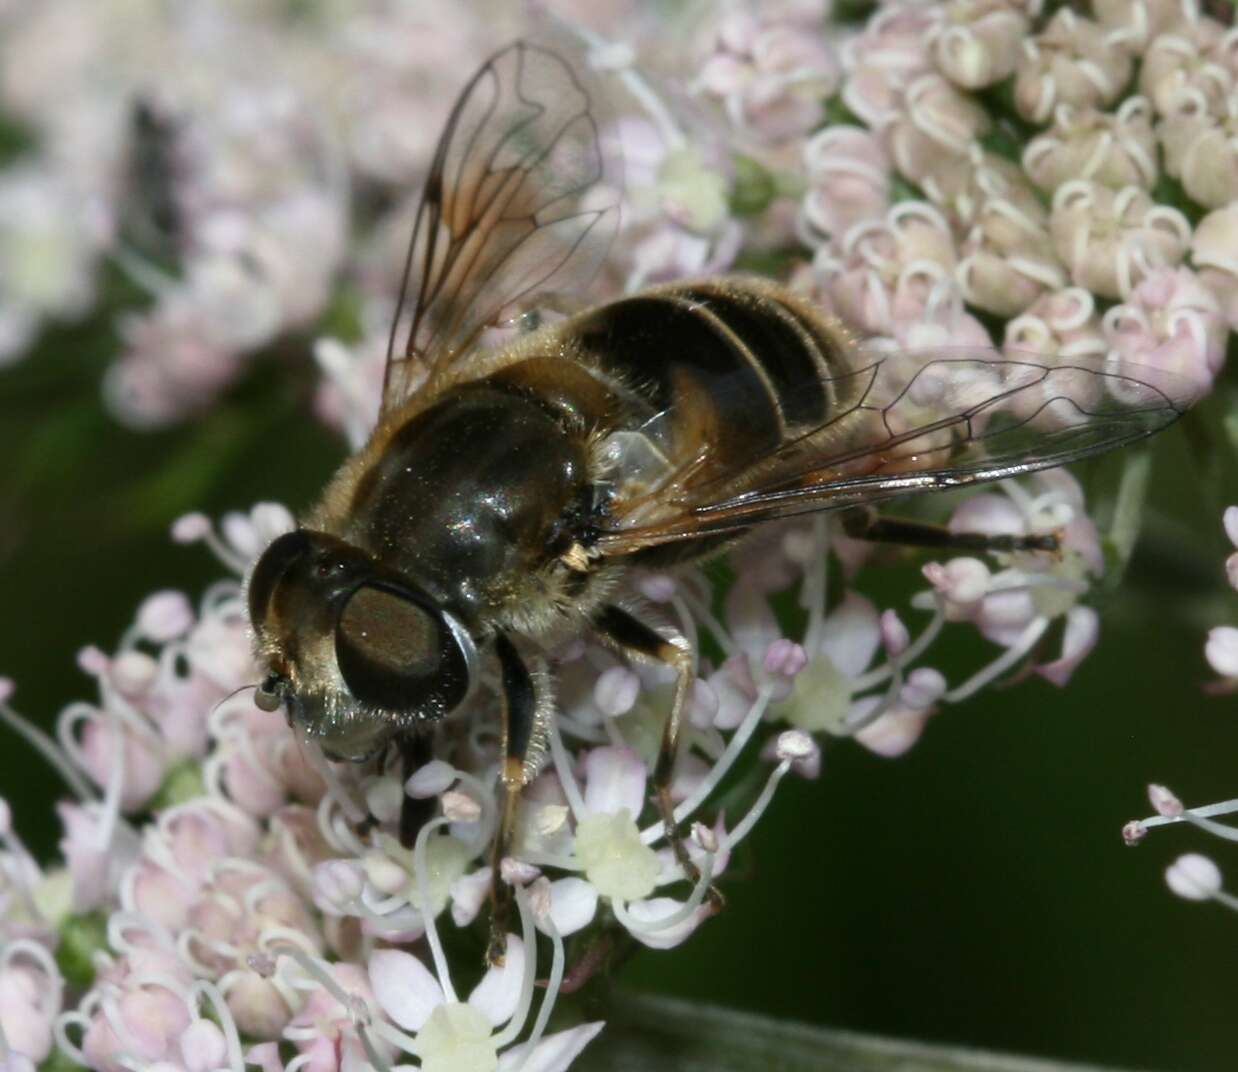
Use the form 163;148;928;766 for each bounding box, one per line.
397;734;437;849
840;505;1059;554
592;605;722;910
486;632;540;966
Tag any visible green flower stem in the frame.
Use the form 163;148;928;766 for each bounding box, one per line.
582;992;1137;1072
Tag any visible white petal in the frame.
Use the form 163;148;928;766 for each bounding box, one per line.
818;591;879;677
582;746;647;817
497;1022;607;1072
1166;853;1222;901
406;759;457;798
368;948;444;1031
536;877;598;938
450;867;492;928
854;704;932;758
1224;505;1238;549
468;934;525;1027
1206;626;1238;678
1036;605;1098;686
724;580;780;655
624;898;711;949
949;492;1024;536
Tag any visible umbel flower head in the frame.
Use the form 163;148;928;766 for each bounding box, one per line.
0;457;1161;1070
1;1;1236;1069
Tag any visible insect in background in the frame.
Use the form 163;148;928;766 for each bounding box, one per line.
245;40;1194;963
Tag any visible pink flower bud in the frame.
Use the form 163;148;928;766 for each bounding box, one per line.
1140;16;1233;118
957;194;1065;317
1103;267;1225;398
763;638;807;678
893;72;991;164
1050;182;1190;299
1121;820;1147;845
136;591;195;643
171;512;211;543
1005;288;1107;365
1024;99;1158;193
1015;10;1133;123
500;857;540;886
313;859;365;913
933;0;1028;88
1147;783;1184;817
1095;0;1190;51
594;666;641;717
880;610;910;657
900;667;947;710
801;126;891;242
441;789;481;823
923;557;991;609
1190;204;1238;329
841;4;938;129
1158;94;1238;210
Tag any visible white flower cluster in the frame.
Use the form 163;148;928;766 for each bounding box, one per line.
0;0;521;427
0;2;1233;1069
791;0;1234;399
0;457;1130;1070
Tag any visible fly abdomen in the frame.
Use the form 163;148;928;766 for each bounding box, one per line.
574;280;849;479
575;290;785;473
676;281;838;431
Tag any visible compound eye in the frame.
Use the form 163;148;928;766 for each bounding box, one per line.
335;584;474;717
254;673;285;713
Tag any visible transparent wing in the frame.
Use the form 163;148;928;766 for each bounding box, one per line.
594;347;1196;553
383;39;619;414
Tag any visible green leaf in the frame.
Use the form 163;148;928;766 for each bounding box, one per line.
40;1049;89;1072
55;910;109;990
820;94;863;130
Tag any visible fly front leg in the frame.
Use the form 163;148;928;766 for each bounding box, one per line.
486;632;540;966
840;505;1059;554
398;733;437;849
592;605;722;910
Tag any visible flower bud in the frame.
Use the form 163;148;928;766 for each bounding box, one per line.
1049;182;1191;299
801;126;891;242
1014;10;1133;123
1157;93;1238;210
1024;99;1157;193
887;74;991;185
1165;853;1222;901
1191;203;1238;328
1139;16;1233;118
1102;267;1225;397
933;0;1028;89
957;195;1066;317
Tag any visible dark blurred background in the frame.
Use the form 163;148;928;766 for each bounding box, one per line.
2;296;1236;1070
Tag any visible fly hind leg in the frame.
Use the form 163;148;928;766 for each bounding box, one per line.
840;506;1059;554
593;605;722;910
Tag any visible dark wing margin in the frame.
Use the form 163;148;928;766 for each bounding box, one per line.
594;348;1197;552
383;40;619;414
